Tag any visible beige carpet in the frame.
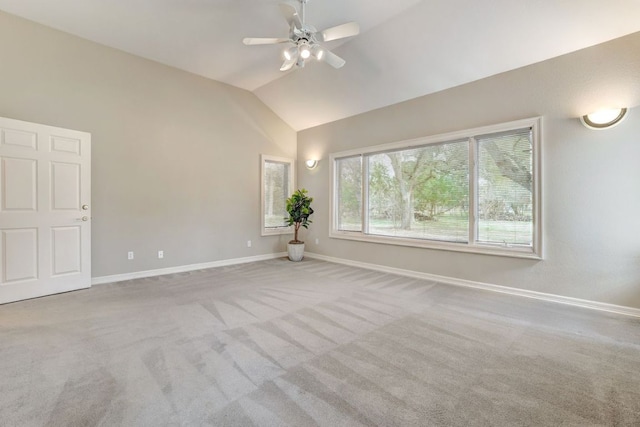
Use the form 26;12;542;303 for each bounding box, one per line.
1;258;639;426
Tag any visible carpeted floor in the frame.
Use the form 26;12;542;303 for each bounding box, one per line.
1;258;639;426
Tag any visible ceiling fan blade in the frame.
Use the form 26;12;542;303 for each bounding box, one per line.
320;22;360;42
280;57;297;71
321;49;346;69
279;3;302;29
243;37;290;45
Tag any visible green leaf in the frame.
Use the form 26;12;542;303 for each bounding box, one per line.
284;188;314;237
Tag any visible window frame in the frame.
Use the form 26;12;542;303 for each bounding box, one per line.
261;154;295;236
329;117;542;259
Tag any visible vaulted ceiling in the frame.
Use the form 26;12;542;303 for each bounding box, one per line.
1;0;639;130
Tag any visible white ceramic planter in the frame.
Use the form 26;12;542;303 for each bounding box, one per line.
287;242;305;262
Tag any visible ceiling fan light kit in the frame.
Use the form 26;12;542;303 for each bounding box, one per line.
312;45;324;60
284;46;297;61
299;41;312;59
243;0;359;72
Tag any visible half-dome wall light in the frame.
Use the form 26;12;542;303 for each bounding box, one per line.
305;159;318;169
580;108;627;130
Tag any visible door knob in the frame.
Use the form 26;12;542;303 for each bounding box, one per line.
76;216;89;221
82;204;89;210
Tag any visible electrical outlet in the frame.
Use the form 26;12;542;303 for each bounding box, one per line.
315;238;319;245
247;240;252;248
128;251;134;260
158;250;164;259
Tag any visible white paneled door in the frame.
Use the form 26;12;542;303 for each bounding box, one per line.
0;117;91;304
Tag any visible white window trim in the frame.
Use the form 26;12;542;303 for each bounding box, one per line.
261;154;295;236
329;117;543;259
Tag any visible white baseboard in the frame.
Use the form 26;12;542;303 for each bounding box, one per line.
91;250;640;318
305;252;640;318
92;252;287;286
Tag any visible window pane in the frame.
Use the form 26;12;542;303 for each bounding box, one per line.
367;141;469;242
477;128;533;246
336;156;362;231
264;160;290;228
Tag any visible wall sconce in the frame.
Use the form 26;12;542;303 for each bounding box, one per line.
305;159;318;169
580;108;627;130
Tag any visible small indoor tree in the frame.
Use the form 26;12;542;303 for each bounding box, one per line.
286;188;314;244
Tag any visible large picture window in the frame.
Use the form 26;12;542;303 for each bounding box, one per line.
261;155;294;235
330;118;542;258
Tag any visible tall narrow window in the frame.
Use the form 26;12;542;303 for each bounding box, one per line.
477;129;533;246
335;156;362;232
261;155;294;235
330;117;541;258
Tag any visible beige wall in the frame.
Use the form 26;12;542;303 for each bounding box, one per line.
298;32;640;308
0;11;296;277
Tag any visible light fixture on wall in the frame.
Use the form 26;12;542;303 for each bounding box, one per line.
305;159;318;169
580;108;627;130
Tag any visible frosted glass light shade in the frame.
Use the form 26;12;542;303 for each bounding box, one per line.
580;108;627;130
299;45;311;59
283;46;298;61
312;45;324;60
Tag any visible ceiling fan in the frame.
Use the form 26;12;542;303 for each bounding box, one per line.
243;0;360;71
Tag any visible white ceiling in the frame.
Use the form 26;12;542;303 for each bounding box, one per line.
1;0;640;130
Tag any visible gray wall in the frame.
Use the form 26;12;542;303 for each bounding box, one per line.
298;33;640;308
0;11;297;277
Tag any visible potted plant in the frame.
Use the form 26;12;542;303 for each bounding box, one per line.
285;188;314;261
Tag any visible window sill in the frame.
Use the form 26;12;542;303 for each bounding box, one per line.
262;227;293;237
329;230;542;260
